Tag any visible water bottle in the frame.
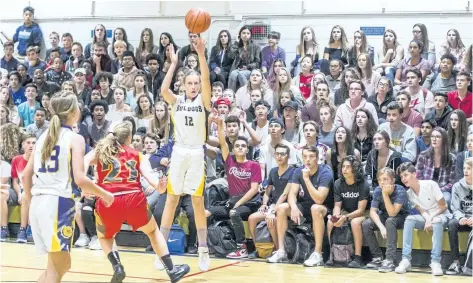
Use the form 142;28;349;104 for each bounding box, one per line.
367;175;373;194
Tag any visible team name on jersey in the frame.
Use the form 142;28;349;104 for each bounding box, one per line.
176;104;203;112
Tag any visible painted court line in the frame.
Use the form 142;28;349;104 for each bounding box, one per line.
1;261;242;282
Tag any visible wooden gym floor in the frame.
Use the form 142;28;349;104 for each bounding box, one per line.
1;242;471;282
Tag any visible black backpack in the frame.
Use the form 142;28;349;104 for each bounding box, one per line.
330;222;354;265
207;220;237;258
204;178;229;209
284;224;314;264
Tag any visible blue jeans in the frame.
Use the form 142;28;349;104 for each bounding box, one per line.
442;191;452;210
401;214;447;263
228;70;251;92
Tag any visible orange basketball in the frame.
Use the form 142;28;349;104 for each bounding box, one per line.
185;8;211;34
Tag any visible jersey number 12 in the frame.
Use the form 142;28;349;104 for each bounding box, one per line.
185;116;194;126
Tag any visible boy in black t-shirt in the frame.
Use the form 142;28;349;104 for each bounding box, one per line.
326;156;369;268
267;145;333;265
247;143;296;258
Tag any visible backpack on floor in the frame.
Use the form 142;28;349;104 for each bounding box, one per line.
254;221;274;258
207;220;237;258
167;224;187;255
330;222;354;265
284;224;314;264
463;229;473;275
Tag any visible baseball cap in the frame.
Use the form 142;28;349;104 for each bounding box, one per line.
269;117;284;128
74;68;86;75
215;97;231;107
282;101;298;111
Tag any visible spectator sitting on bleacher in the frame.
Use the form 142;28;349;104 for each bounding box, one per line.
91;41;112;75
0;6;43;58
411;23;436;71
404;68;434;117
18;83;39;127
207;115;262;259
87;100;111;147
0;154;14;241
8;71;26;106
326;59;343;96
440;29;467;71
396;162;450;276
454;133;473;182
423;54;457;95
25;46;46;77
32;69;60;101
112;51;140;91
378;102;417;162
45;57;72;86
448;72;472;123
362;167;408;273
298;121;329;165
397;91;422;136
416;119;435;154
1;41;19;73
146;53;164;99
108;28;134;60
110;40;127;74
65;42;85;73
424;93;452;129
11;134;36;243
25;107;48;138
415;127;456;207
248;143;295;258
17;63;33;87
326;155;369;268
394;40;431;87
446;157;473;275
367;77;395;123
93;72;114;105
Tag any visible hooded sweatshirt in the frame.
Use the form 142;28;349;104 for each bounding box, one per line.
365;149;404;187
13;22;42;56
112;66;140;91
334;98;379;131
451;178;473;220
378;122;417;162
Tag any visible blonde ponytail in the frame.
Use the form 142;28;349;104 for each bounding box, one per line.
40;91;79;164
95;122;132;165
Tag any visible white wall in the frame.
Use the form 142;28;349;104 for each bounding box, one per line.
1;0;472;61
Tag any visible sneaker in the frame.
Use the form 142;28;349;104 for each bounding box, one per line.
248;251;258;259
111;263;126;283
325;257;334;267
431;262;443;276
395;259;412;274
145;245;154;252
198;246;210;271
446;261;460;275
378;259;396;273
26;225;33;242
267;250;289;263
154;255;165;271
74;234;90;247
0;227;8;242
88;236;102;250
226;244;248;259
16;227;27;243
187;246;198;255
367;257;383;269
168;264;190;283
348;256;364;268
303;252;324;267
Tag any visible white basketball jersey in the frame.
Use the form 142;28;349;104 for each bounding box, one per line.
171;94;207;147
32;127;75;198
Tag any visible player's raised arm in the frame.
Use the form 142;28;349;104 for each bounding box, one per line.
195;38;211;111
160;44;179;106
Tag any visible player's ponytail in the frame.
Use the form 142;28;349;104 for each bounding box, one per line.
95;122;132;165
41;92;79;163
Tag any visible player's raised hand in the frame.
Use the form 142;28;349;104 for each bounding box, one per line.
194;38;207;56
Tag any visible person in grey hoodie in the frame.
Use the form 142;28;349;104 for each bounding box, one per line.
378;102;417;162
446;157;473;275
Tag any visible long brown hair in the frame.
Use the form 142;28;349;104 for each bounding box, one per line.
448;109;468;153
41;92;79;163
150;101;170;142
95;122;132;165
423;127;453;168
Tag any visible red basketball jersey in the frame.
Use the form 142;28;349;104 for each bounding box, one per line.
96;146;142;193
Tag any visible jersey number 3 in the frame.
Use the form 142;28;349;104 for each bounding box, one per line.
103;159;138;183
38;145;60;173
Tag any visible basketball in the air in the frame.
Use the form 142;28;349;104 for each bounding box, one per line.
185;8;211;34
